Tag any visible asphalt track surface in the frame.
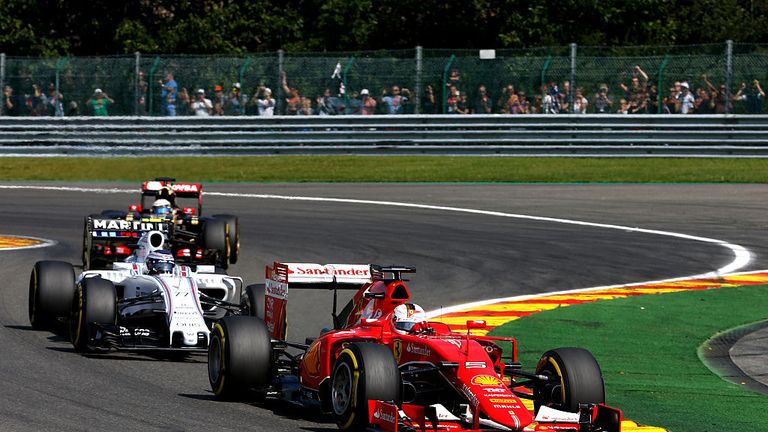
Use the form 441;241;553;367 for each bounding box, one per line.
1;182;767;431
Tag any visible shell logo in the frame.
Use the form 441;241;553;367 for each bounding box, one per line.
471;375;503;386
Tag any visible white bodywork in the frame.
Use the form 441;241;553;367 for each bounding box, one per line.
77;231;240;347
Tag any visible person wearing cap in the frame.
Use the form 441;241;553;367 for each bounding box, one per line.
86;88;114;116
252;86;275;116
676;81;695;114
212;85;225;116
225;82;247;115
361;88;376;115
158;72;178;116
190;88;213;116
594;84;613;114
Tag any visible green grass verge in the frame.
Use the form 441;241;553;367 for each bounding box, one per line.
3;156;768;182
489;285;768;431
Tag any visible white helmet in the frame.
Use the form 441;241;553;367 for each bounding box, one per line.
152;199;172;216
392;303;426;333
146;249;175;275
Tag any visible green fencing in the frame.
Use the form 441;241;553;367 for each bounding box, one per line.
2;42;768;116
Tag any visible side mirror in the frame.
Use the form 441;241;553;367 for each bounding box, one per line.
466;320;487;331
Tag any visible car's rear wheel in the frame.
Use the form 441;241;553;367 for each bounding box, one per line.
208;316;272;400
202;218;229;270
70;277;117;352
243;284;265;319
29;261;76;331
534;347;605;413
331;343;402;431
213;214;239;265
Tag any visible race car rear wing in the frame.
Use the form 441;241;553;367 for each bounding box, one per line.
87;216;170;240
264;262;373;340
141;178;203;215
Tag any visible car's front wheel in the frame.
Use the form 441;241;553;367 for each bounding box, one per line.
534;347;605;413
208;316;272;400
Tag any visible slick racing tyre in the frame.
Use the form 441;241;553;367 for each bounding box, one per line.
243;284;265;319
534;347;605;413
70;277;117;352
29;261;76;331
331;343;402;431
202;218;229;270
208;316;272;400
213;214;239;265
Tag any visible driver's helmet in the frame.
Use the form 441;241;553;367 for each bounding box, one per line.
392;303;426;333
151;199;173;217
146;250;175;275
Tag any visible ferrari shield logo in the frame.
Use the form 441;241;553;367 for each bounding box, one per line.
393;339;403;363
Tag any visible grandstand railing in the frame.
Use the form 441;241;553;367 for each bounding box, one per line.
1;114;768;157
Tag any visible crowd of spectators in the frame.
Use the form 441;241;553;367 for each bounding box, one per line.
1;65;765;116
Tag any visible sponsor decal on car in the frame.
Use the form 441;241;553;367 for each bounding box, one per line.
488;398;519;404
373;407;397;424
483;387;507;393
471;375;503;386
406;342;431;357
93;219;167;232
465;361;486;369
461;383;480;408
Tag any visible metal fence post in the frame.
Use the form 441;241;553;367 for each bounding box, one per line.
0;53;5;115
442;54;456;114
134;51;141;115
570;43;577;114
414;46;422;114
277;49;285;114
725;40;733;115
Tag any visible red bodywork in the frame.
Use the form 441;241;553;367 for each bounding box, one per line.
264;262;622;431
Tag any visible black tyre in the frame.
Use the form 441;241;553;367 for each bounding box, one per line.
29;261;76;331
202;218;229;269
534;347;605;413
70;277;117;352
331;343;402;431
213;214;239;265
243;284;265;319
208;316;272;400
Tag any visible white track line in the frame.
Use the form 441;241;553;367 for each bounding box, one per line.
0;184;752;313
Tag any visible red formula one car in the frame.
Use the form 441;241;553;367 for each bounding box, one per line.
208;263;621;431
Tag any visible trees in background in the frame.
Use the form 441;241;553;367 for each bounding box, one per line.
2;0;768;55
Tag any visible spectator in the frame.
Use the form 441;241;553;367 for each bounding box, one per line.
212;85;225;116
628;90;648;114
735;79;765;114
677;82;695;114
255;87;276;116
446;86;459;113
317;88;335;115
593;84;613;114
176;87;191;116
701;74;732;114
497;84;515;112
298;97;314;115
190;89;213;116
572;88;588;114
225;82;247;115
46;84;64;117
617;98;630;114
28;84;47;116
455;93;470;114
546;82;562;113
558;80;571;113
66;101;79;116
511;91;530;114
501;89;519;114
694;87;714;114
86;88;114;116
158;72;178;116
620;66;649;102
2;85;19;116
346;90;363;115
446;68;462;94
663;85;679;114
472;85;492;114
381;85;408;114
281;72;301;115
422;84;436;114
647;84;659;114
532;95;543;114
361;89;376;115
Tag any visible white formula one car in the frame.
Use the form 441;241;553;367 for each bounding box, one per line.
29;230;244;353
